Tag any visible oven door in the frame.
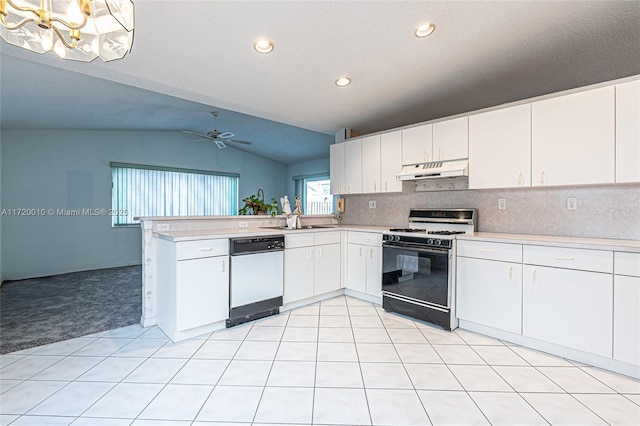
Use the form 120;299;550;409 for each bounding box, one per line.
382;242;451;309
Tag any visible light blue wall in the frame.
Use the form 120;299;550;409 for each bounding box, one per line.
1;129;287;280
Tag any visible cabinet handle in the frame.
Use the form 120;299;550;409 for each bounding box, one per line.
359;247;363;256
347;184;351;193
540;171;546;185
369;248;374;258
384;181;388;191
479;249;495;253
424;150;429;162
532;269;537;284
509;266;513;280
220;259;225;272
374;182;377;192
438;148;442;161
555;256;574;261
199;247;213;251
518;172;524;185
307;249;313;260
317;247;322;258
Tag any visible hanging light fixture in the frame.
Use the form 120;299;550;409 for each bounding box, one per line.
0;0;134;62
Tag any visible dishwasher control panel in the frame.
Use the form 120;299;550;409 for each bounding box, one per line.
230;235;285;255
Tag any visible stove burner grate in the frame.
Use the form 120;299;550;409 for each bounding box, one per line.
427;230;466;235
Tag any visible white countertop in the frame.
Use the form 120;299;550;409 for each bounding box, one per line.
153;225;640;252
459;232;640;253
154;225;389;242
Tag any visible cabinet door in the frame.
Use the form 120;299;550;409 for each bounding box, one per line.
380;131;403;192
433;116;469;161
469;104;531;189
345;138;363;194
176;256;229;331
616;80;640;183
522;265;613;357
402;124;432;164
284;247;315;304
330;143;346;194
614;275;640;365
346;243;367;293
365;245;382;297
532;86;615;186
362;135;381;193
314;243;342;295
457;257;522;334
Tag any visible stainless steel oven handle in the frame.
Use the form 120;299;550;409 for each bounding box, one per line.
383;242;450;254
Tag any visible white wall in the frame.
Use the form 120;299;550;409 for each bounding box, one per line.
1;129;287;280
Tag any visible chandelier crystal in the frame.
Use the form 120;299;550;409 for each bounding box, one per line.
0;0;134;62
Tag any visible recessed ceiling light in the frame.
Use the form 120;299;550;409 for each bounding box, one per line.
254;39;274;54
335;77;351;87
415;22;436;38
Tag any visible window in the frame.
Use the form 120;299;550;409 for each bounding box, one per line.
293;174;333;215
111;163;239;226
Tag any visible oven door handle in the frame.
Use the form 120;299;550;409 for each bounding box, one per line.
383;242;450;254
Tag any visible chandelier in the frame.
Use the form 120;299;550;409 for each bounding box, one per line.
0;0;134;62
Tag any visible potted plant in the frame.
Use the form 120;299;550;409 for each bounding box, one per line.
238;187;281;216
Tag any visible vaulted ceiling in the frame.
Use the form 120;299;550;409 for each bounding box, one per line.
1;1;639;164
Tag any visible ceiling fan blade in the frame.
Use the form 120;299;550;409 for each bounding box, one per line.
217;131;235;139
227;139;253;145
214;140;227;149
182;130;210;139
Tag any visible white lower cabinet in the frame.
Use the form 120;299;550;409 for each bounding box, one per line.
613;252;640;365
346;231;382;298
157;238;229;341
175;256;229;331
284;232;341;304
522;245;614;358
457;257;522;334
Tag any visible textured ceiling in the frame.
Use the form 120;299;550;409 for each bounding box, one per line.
1;1;639;165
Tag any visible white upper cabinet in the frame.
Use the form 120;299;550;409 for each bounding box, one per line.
469;104;531;189
329;143;346;194
402;123;432;165
432;116;469;161
345;138;363;194
616;80;640;183
380;130;403;192
531;86;615;186
361;135;381;193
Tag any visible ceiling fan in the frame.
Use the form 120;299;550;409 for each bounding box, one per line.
183;111;253;149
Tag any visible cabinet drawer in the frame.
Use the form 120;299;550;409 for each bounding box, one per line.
285;233;315;249
457;240;522;263
315;231;341;245
176;239;228;260
523;245;613;273
615;252;640;277
347;231;382;246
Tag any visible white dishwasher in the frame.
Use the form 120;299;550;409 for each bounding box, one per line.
227;235;285;327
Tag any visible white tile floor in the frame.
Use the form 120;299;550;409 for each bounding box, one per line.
1;295;639;426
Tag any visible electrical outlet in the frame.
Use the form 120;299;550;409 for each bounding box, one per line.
238;221;248;228
156;224;170;231
368;200;376;209
567;197;577;211
498;199;506;210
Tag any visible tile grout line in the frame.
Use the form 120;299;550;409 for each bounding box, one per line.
500;342;613;425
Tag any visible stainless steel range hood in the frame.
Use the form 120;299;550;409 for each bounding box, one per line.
396;159;469;181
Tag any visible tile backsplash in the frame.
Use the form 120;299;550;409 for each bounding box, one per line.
340;183;640;240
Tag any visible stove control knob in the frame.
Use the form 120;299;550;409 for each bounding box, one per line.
394;235;400;241
434;239;442;246
427;239;434;245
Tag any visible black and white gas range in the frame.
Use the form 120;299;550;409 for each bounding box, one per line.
381;208;476;330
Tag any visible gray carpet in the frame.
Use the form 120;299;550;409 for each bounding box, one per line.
0;265;142;354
